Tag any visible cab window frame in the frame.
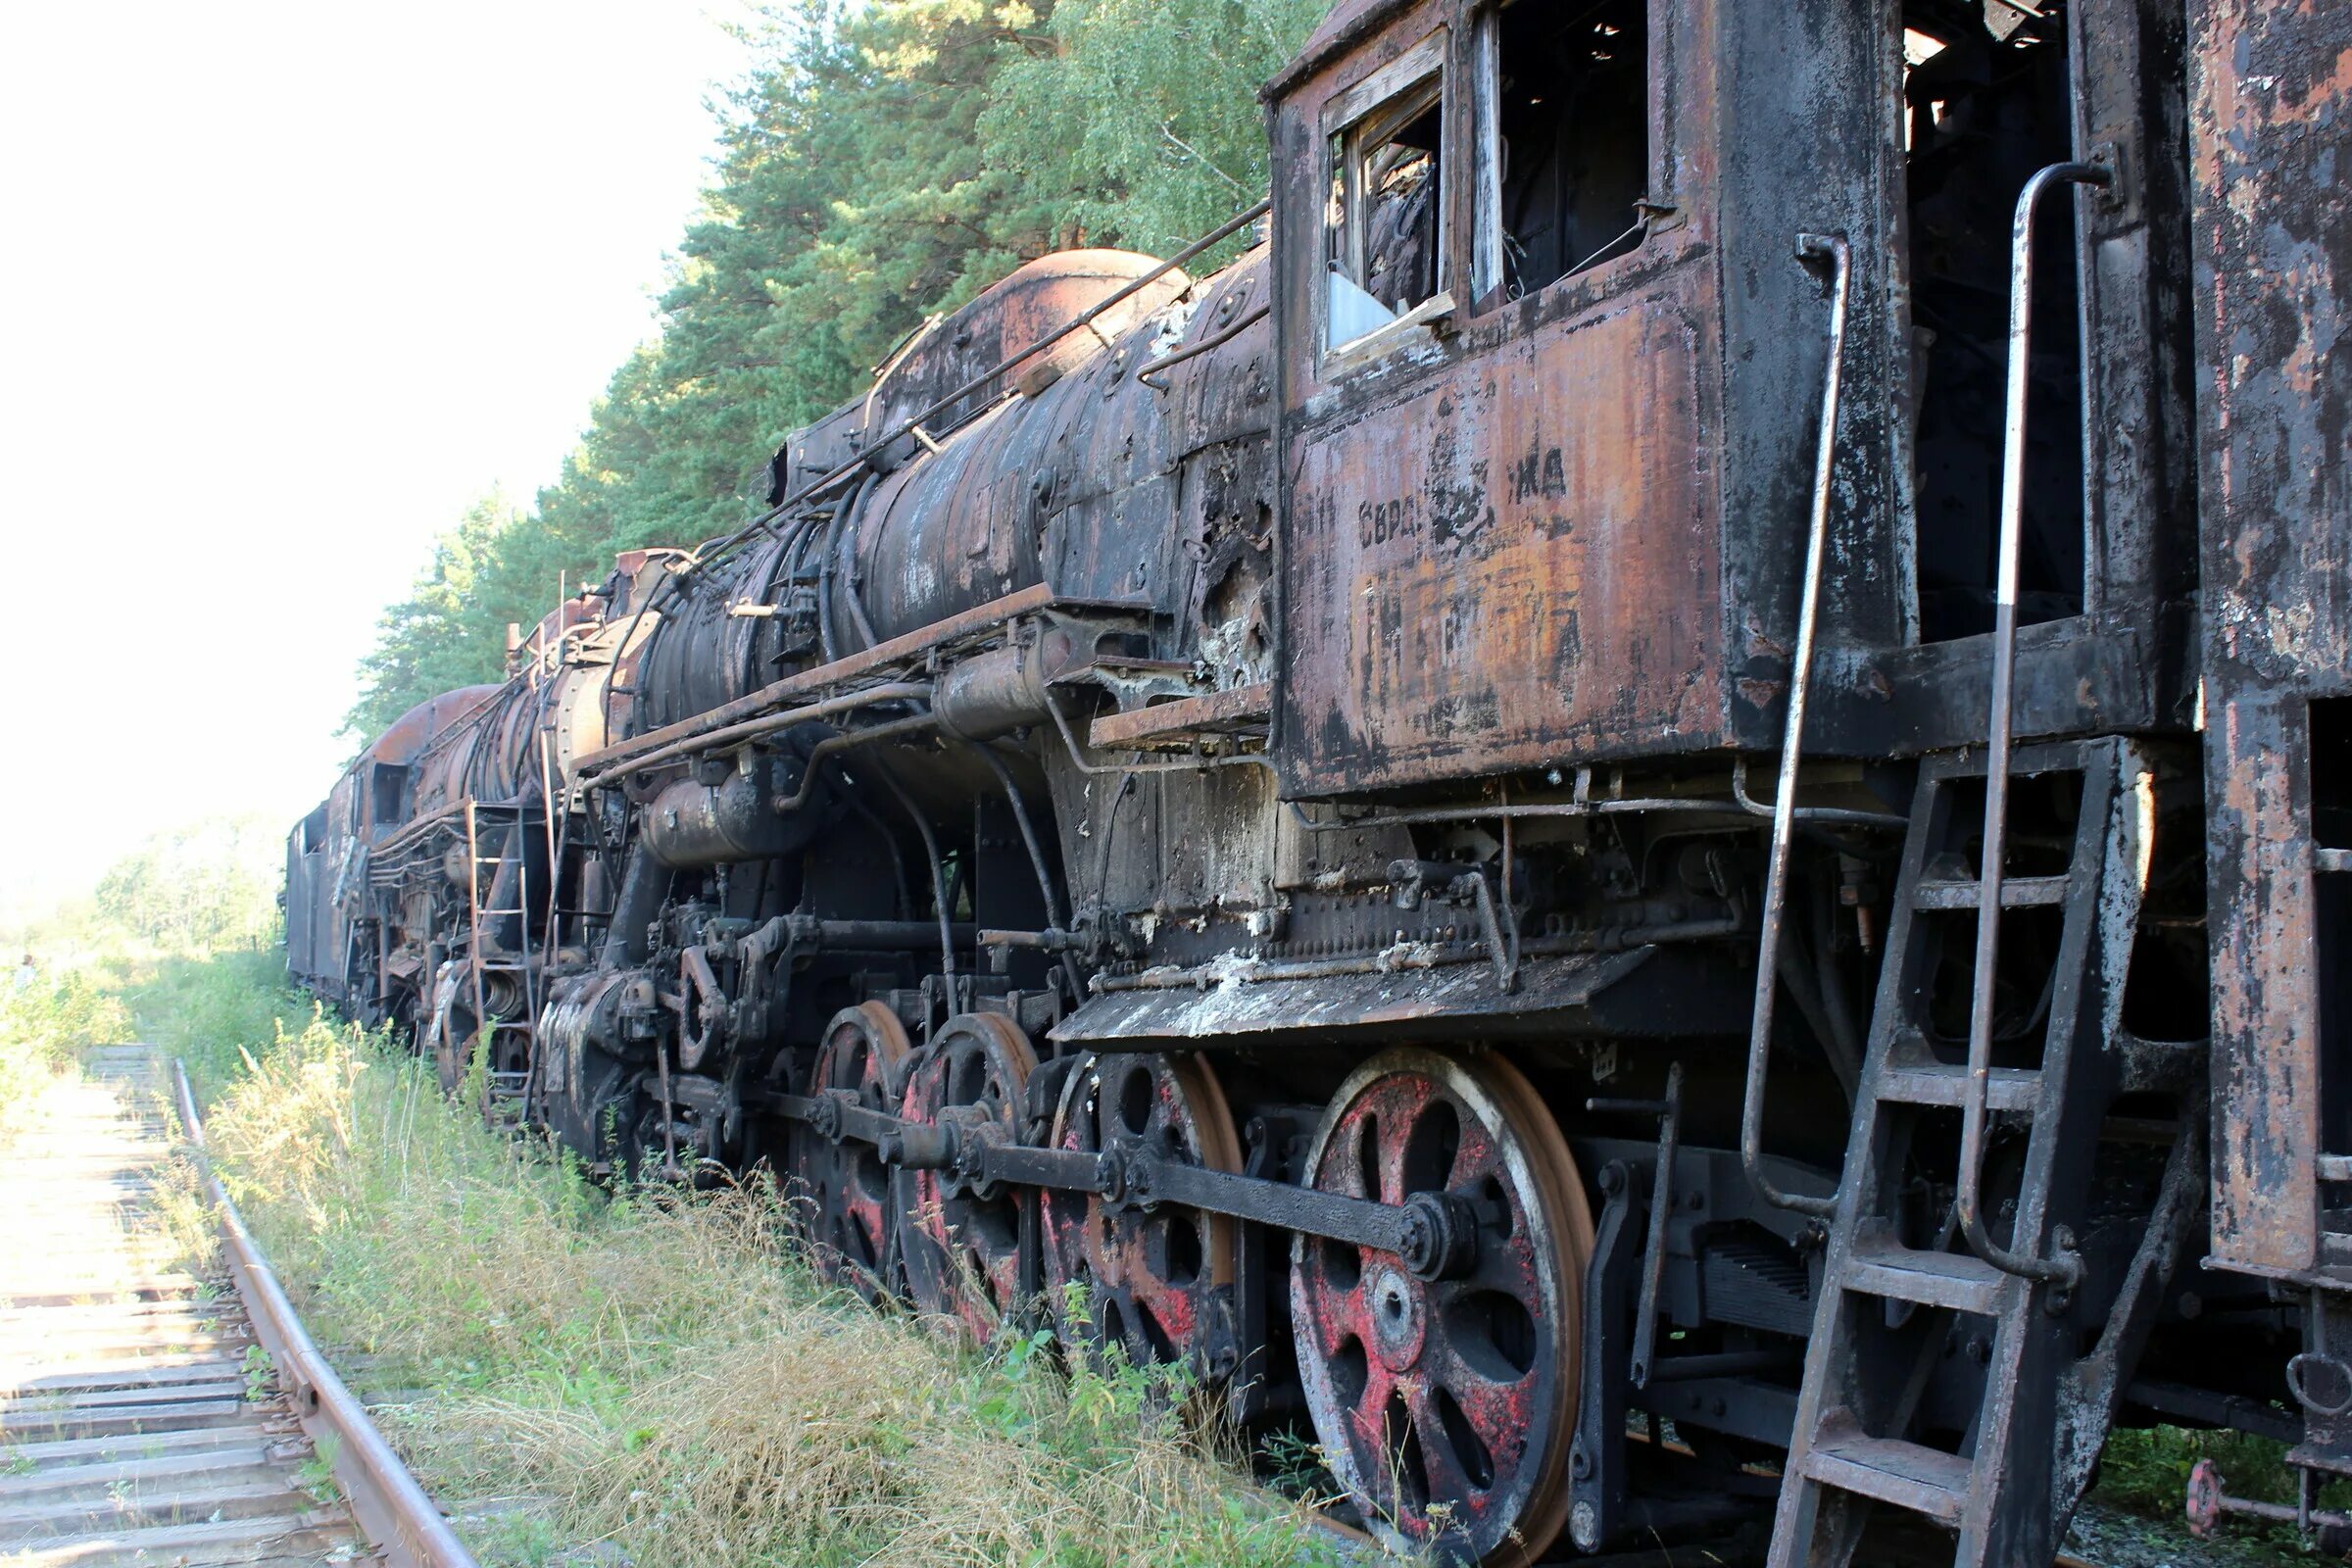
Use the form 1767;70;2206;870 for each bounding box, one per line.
1317;29;1456;376
1467;0;1661;317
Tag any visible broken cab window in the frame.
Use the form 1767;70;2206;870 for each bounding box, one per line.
1474;0;1650;305
1325;66;1446;356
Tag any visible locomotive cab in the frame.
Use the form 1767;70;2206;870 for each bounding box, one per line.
1264;0;2194;794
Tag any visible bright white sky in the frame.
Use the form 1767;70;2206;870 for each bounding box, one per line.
0;1;753;917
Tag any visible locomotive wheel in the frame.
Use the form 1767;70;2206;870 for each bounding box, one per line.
1040;1053;1243;1378
791;1003;912;1305
427;974;468;1095
1290;1048;1592;1565
896;1012;1037;1343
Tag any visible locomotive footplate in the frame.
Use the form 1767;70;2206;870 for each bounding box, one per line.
771;1086;1471;1269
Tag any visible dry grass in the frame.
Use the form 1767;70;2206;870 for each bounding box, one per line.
167;991;1338;1568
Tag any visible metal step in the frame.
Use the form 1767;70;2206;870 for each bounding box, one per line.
1912;874;2070;911
1804;1424;1971;1524
1878;1053;2040;1113
1843;1233;2006;1315
2317;847;2351;874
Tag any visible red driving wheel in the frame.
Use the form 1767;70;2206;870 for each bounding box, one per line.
1040;1052;1243;1378
1291;1047;1592;1564
896;1012;1037;1343
790;1002;911;1304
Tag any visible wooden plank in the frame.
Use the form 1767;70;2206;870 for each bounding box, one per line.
0;1444;275;1502
0;1476;315;1535
0;1397;257;1439
0;1507;353;1566
0;1425;277;1466
1088;683;1272;748
6;1355;249;1393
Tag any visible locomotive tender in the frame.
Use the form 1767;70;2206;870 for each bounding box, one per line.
286;0;2351;1561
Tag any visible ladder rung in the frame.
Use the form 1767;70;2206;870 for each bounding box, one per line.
2318;848;2352;874
1878;1057;2040;1113
1804;1426;1969;1523
1913;874;2071;911
1843;1234;2006;1315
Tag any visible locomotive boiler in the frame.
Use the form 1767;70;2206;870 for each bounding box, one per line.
288;1;2352;1563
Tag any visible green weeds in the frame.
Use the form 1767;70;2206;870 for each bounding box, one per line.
0;967;134;1146
135;956;1332;1568
2094;1425;2350;1555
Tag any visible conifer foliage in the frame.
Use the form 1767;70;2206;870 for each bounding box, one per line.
345;0;1324;744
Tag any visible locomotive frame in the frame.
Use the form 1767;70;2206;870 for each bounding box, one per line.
285;1;2350;1562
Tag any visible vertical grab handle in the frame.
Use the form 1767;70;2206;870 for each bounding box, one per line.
1956;160;2111;1289
1740;234;1850;1220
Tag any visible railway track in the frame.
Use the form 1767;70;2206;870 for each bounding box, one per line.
0;1045;471;1568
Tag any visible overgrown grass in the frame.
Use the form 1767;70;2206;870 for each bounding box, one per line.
144;959;1337;1568
128;946;318;1102
93;947;2333;1564
0;967;134;1146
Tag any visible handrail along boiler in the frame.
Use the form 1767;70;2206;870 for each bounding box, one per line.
287;1;2351;1562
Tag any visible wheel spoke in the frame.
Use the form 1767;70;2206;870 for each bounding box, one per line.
1404;1379;1486;1513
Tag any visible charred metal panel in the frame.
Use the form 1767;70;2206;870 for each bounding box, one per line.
1284;294;1720;790
2191;0;2352;1280
1711;0;1910;710
1053;948;1654;1047
782;252;1189;482
1267;0;1915;794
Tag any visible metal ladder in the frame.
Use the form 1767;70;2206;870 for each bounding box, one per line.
463;798;538;1130
1765;737;2144;1566
1760;156;2124;1567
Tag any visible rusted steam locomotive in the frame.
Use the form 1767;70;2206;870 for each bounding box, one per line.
286;0;2351;1561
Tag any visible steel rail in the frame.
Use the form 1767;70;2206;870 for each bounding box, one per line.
172;1060;478;1568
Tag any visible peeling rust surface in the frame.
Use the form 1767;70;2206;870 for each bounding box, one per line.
895;1013;1036;1345
2192;0;2352;1277
792;1004;911;1305
1289;1048;1590;1562
1284;298;1720;791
